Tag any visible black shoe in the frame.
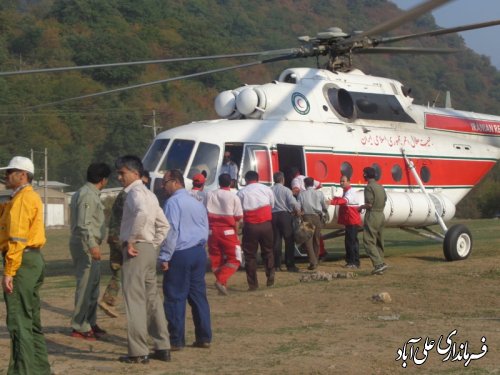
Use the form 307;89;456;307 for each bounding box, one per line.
287;266;300;273
91;324;107;338
170;345;184;352
192;341;210;349
119;355;149;364
307;264;317;271
266;277;275;287
150;349;171;362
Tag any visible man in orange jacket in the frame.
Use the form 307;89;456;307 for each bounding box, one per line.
0;156;51;374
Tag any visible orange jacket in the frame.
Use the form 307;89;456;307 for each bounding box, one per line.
0;185;46;276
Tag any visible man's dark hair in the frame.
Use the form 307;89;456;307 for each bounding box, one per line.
290;167;301;176
341;174;350;182
244;170;259;182
273;171;284;184
304;177;314;188
219;173;232;188
87;162;111;183
167;169;185;187
115;155;144;176
363;167;376;179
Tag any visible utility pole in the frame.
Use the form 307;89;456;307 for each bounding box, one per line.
143;109;161;138
44;148;48;227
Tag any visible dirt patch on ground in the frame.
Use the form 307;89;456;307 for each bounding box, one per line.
1;222;499;374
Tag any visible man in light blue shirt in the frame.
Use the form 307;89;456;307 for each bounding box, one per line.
159;169;212;351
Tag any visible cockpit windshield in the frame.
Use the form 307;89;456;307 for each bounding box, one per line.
143;138;170;172
148;138;220;186
186;142;220;185
159;139;195;172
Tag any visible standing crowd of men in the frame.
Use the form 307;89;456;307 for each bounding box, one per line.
0;152;387;372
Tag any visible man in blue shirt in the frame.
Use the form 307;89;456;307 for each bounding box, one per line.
159;169;212;351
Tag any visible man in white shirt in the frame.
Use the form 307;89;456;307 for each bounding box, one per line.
237;171;275;290
117;155;171;364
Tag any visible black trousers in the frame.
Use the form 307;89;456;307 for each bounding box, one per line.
344;225;360;266
242;221;274;289
272;211;295;269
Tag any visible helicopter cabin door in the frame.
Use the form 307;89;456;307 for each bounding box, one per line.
275;144;305;189
240;144;274;186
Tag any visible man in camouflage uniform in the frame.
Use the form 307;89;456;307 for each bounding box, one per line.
99;189;126;318
359;167;388;275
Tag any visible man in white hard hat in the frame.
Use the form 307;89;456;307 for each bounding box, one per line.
0;156;51;374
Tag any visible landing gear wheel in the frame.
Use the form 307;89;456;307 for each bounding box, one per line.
443;224;472;261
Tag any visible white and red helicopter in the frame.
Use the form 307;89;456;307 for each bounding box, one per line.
3;0;499;260
138;0;500;261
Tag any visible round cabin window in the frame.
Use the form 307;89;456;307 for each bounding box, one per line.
420;165;431;183
340;162;353;179
372;163;382;181
391;164;402;182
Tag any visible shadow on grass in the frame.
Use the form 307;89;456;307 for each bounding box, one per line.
45;260;113;277
46;335;127;361
41;300;73;317
408;255;446;263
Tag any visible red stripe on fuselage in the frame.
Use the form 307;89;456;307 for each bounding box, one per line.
304;152;495;187
425;113;500;136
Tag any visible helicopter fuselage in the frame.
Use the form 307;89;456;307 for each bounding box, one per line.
143;68;500;230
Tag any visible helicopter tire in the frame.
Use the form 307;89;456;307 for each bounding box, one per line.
443;224;472;261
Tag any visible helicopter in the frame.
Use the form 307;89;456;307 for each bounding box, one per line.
1;0;499;261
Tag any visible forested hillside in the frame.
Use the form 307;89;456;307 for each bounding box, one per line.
0;0;498;217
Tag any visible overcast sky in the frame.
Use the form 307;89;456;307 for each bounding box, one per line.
391;0;500;68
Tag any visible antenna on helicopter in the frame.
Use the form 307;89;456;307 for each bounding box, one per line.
445;91;452;108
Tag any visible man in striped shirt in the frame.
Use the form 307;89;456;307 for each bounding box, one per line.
237;171;275;291
206;173;243;295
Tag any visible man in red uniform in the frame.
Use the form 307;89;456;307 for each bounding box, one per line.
330;175;362;268
206;173;243;295
237;171;275;290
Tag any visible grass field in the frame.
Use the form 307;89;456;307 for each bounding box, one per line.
1;219;499;374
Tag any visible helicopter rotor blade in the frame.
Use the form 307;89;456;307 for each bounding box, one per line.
25;53;297;110
375;19;500;45
0;48;297;77
355;47;459;54
351;0;451;41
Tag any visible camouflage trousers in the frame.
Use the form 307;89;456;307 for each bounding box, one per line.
102;243;123;306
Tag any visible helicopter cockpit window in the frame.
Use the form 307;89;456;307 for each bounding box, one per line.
160;139;195;173
371;163;382;181
340;162;353;179
186;142;220;186
143;138;170;173
326;87;355;119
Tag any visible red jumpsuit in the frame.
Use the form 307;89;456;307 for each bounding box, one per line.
206;188;243;286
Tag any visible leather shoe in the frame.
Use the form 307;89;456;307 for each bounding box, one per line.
287;266;300;273
170;345;183;351
149;349;171;362
119;355;149;364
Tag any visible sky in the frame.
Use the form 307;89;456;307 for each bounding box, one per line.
391;0;500;68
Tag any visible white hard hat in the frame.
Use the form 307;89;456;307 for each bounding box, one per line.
0;156;35;174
